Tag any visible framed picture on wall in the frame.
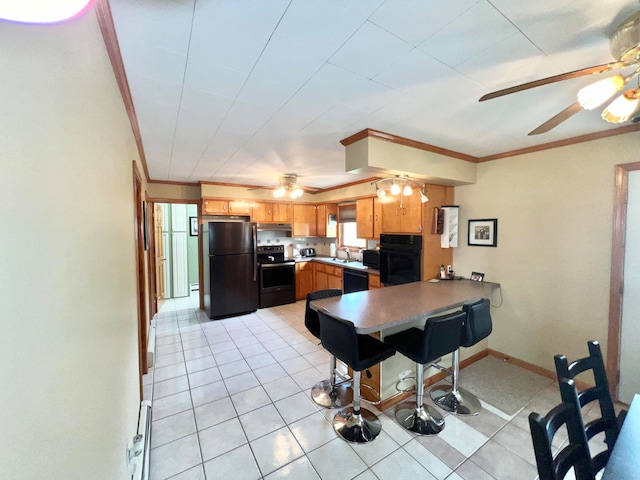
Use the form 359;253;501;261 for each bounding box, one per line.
468;218;498;247
470;272;485;282
189;217;198;236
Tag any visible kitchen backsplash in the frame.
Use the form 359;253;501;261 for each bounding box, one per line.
257;231;378;260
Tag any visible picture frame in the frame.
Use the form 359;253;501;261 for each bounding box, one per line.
189;216;198;236
468;218;498;247
470;272;485;282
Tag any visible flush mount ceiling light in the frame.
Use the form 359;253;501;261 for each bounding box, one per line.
0;0;95;24
372;175;429;203
273;175;304;199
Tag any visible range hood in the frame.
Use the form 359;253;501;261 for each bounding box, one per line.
256;223;292;235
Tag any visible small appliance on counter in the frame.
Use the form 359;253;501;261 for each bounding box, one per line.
362;249;380;269
300;247;316;257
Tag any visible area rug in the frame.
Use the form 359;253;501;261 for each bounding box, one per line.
457;355;553;415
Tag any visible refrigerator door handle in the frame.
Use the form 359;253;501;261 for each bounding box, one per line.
252;223;258;282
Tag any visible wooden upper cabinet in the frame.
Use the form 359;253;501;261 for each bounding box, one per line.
228;200;251;215
357;198;383;239
316;203;338;238
356;198;374;238
202;199;229;215
253;202;291;223
381;189;423;234
272;203;291;223
293;204;317;237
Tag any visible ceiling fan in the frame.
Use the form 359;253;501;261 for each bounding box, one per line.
249;174;319;199
479;10;640;135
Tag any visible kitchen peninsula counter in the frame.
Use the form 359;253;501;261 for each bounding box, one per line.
311;279;500;334
310;278;501;405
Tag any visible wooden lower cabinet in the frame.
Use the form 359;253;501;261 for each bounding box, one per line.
314;262;342;292
295;261;314;300
368;273;381;289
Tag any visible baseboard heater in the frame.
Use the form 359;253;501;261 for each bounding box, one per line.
147;323;156;368
128;400;152;480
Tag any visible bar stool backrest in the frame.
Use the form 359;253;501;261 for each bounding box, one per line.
461;298;492;348
304;289;342;340
419;311;466;363
529;378;595;480
554;340;619;472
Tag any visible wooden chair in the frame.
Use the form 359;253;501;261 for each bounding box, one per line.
554;340;627;473
529;378;595;480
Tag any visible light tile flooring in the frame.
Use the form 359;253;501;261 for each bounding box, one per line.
144;294;606;480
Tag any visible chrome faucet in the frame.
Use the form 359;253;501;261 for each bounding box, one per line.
345;249;351;262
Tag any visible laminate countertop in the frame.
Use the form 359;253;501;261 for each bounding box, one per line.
310;279;500;334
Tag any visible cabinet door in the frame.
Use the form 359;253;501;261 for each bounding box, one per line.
327;273;342;291
203;199;228;215
295;262;314;300
356;198;374;239
381;199;402;233
368;273;381;289
272;203;291;223
293;204;317;236
253;202;272;222
229;200;251;215
373;198;383;239
316;204;327;237
400;189;423;233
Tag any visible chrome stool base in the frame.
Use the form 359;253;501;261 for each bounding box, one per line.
311;379;352;409
394;402;444;435
430;385;482;416
332;407;382;444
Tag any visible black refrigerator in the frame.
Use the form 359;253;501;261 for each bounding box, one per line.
204;221;258;319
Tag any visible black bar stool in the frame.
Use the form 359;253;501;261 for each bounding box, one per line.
430;298;492;415
317;310;396;443
304;289;352;408
384;310;465;435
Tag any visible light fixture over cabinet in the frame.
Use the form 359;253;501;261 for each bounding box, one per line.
372;175;428;203
273;175;304;199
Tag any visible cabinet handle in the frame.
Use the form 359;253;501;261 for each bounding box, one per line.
375;214;378;221
223;205;227;211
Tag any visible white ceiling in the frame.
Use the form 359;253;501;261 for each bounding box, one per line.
109;0;640;189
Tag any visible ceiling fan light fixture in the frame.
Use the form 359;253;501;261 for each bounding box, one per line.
419;189;429;203
376;187;386;199
390;182;401;195
273;186;285;198
577;74;626;110
602;89;640;123
291;188;304;199
403;184;413;196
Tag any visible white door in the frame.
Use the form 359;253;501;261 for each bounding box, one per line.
171;204;189;298
619;170;640;404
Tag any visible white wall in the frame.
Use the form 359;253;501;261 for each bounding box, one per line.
454;134;639;371
0;10;141;480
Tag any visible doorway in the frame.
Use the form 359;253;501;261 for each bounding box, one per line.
607;161;640;403
148;201;200;316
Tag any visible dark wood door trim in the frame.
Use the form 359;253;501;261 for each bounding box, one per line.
133;162;148;399
607;161;640;399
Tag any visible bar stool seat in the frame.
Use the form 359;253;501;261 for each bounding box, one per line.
430;298;492;416
384;310;465;435
304;289;352;409
318;310;396;443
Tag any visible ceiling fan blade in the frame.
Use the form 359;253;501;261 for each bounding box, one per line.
527;101;583;136
479;62;626;102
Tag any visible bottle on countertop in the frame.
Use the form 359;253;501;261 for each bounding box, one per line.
330;243;337;257
439;265;447;279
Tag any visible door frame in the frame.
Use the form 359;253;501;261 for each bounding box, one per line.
133;162;148;398
607;161;640;399
147;198;201;314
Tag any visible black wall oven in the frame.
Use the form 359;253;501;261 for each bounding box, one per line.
379;234;422;286
257;245;296;308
